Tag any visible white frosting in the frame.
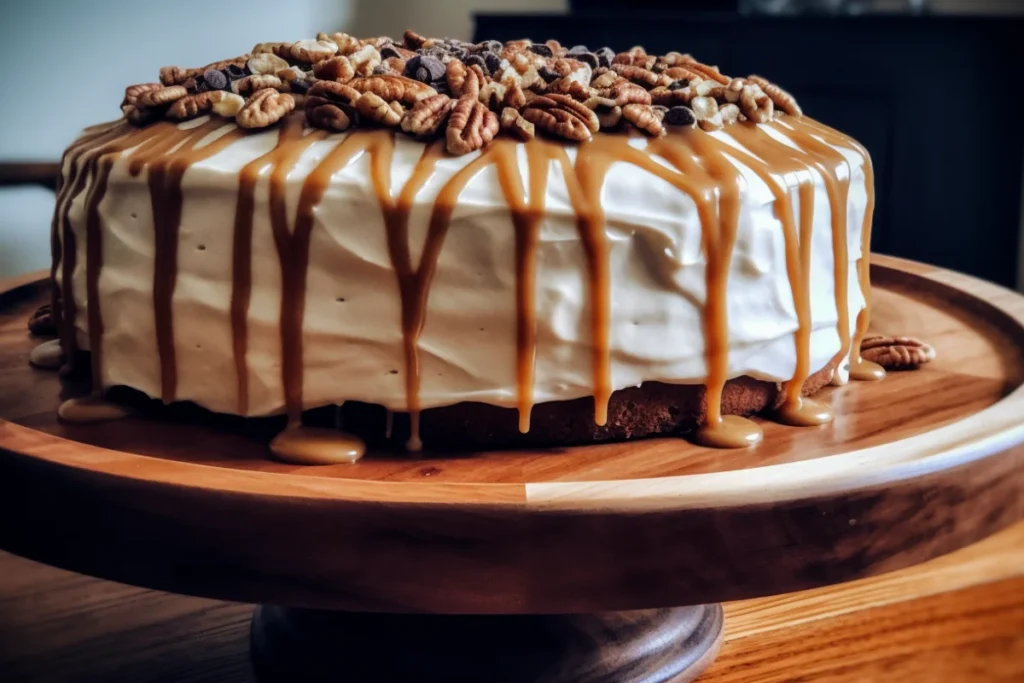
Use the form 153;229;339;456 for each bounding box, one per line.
58;119;868;417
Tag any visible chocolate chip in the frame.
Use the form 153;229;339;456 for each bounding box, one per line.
575;51;599;70
421;46;449;61
203;69;228;91
404;55;437;83
595;47;615;68
668;79;689;91
223;64;246;81
465;54;487;70
538;66;560;83
478;40;502;53
529;43;553;57
664;105;697;127
372;65;390;75
381;45;404;60
289;78;310;94
192;75;208;93
569;45;590;54
483;51;503;73
450;47;469;62
421;55;446;80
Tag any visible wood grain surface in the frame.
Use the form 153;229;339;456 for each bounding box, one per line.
1;255;1024;614
2;522;1022;682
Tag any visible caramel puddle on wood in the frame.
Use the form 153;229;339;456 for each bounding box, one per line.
269;426;366;466
57;395;131;423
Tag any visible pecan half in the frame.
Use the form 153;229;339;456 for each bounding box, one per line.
747;75;802;117
348;44;382;77
526;94;599;134
478;81;507;111
159;66;201;87
247;53;290;76
328;32;362;55
236;89;295;129
28;304;56;336
122;83;163;108
403;29;429;50
137;85;187;108
502;81;527;109
350;75;436;105
610;64;672;89
860;336;936;370
523;103;590;142
400;93;453;139
622;103;663;136
233;75;285;96
679;57;730;85
446;95;499;155
167;91;244;120
447;60;487;99
500;107;535;141
307;102;355;131
355;92;401;127
602;79;652;106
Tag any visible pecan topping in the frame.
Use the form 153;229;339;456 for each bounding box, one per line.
400;93;453;139
308;80;361;105
690;96;723;132
610;64;672;89
447;60;487;99
350;75;436;105
167;91;244;120
236;89;295;129
347;44;382;77
312;56;355;82
28;304;56;336
159;66;201;87
747;75;802;117
446;95;499;155
290;38;338;64
502;81;527;110
354;92;402;127
328;32;362;55
137;85;188;107
739;84;773;123
859;336;936;370
527;94;599;134
307;102;355;131
122;83;163;108
233;75;284;96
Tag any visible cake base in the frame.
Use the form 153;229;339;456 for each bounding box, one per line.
250;605;724;683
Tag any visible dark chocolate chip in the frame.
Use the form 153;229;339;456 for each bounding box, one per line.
668;79;689;91
450;47;469;62
538;66;560;83
569;45;590;54
595;47;615;68
203;69;228;91
575;51;599;70
664;105;697;127
419;55;446;81
223;64;246;81
528;43;553;57
483;51;503;73
193;75;209;93
413;65;432;83
289;78;310;94
479;39;502;53
465;54;487;70
381;45;404;60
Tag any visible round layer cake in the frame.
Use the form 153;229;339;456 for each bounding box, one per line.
48;30;879;456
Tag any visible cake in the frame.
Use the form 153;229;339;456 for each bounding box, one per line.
41;29;889;463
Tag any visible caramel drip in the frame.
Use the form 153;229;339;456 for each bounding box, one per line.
794;118;884;381
146;121;244;403
724;124;833;426
491;141;551;433
230;116;310;415
268;124;331;425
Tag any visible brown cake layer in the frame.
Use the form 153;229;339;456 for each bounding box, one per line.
341;364;837;451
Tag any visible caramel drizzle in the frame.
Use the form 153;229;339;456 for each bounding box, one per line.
56;114;875;451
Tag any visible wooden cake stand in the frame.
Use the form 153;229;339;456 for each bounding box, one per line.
2;254;1023;682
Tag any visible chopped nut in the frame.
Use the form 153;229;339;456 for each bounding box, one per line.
313;56;355;82
355;92;401;127
622;103;663;136
690;96;723;131
860;336;935;370
403;29;429;50
290;38;338;64
718;103;741;125
383;56;407;74
252;41;291;56
138;85;188;108
247;53;290;76
329;32;362;55
210;92;245;117
236;88;295;129
739;84;773;123
591;70;618;89
747;75;801;117
546;77;594;102
725;78;745;104
602;79;652;106
233;74;284;96
348;44;382;77
502;81;526;109
400;93;453;139
446;95;499;155
478;81;507;111
500;107;535;141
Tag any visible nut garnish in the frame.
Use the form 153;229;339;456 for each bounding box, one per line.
236;89;295;129
121;29;804;154
859;336;936;370
446;95;499;155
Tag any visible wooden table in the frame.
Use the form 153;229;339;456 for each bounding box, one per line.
2;522;1022;682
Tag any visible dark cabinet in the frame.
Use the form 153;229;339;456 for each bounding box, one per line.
474;13;1024;287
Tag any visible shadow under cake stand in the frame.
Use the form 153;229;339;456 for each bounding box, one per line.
1;254;1023;682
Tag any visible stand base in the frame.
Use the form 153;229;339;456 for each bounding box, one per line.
251;605;724;683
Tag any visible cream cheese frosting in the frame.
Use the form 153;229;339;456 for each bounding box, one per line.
55;116;867;418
